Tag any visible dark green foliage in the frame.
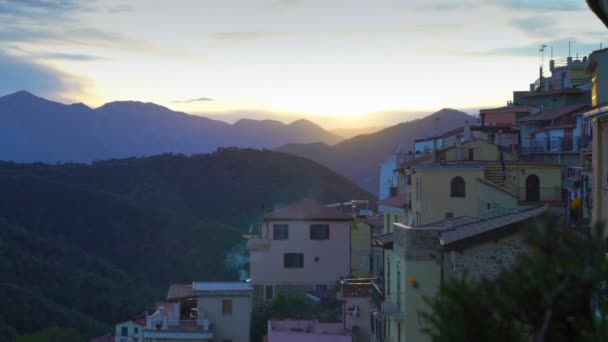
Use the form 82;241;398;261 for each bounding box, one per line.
16;327;85;342
421;220;608;341
0;149;372;337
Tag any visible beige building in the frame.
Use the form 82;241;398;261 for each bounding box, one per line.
584;48;608;226
141;282;252;342
246;199;353;302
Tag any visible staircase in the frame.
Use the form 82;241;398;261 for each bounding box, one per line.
484;163;505;187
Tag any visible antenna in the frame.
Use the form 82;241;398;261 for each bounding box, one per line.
569;41;571;58
539;44;547;78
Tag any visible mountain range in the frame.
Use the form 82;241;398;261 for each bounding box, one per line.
277;108;474;194
0;91;342;163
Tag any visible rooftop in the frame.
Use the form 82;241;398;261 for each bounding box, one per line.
518;104;590;123
378;193;408;208
192;281;253;292
167;284;194;301
522;87;587;97
439;206;547;247
480;105;533;113
264;198;353;221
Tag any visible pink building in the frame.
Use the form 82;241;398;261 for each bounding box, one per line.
247;199;353;302
267;320;352;342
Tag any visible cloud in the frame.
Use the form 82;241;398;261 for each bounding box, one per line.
210;31;283;42
0;50;86;100
0;0;85;16
38;52;108;61
511;16;557;37
172;97;214;104
500;0;584;11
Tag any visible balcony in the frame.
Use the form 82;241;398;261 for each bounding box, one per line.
144;308;214;340
520;136;589;155
246;237;270;251
339;278;375;298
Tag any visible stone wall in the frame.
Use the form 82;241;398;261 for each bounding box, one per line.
448;233;528;282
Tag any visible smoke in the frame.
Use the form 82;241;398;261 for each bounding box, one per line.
224;244;249;281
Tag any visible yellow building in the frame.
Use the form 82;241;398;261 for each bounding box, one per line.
372;207;546;342
400;139;564;226
584;48;608;226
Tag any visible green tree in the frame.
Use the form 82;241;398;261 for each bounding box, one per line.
421;220;608;341
16;327;84;342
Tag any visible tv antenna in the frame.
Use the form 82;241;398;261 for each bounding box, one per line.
539;44;547;78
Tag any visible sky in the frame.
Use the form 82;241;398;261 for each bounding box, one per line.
0;0;607;129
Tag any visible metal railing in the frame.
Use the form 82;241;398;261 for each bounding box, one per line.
520;136;588;154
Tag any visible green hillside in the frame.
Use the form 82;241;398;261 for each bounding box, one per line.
0;148;373;339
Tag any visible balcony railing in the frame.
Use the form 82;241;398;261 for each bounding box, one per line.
520;136;589;155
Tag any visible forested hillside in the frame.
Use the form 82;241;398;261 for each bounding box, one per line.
0;149;372;339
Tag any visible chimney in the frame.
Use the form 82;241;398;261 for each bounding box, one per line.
549;59;555;71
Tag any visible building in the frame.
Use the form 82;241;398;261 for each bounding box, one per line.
337;278;375;342
115;315;145;342
247;199;353;302
584;48;608;226
378;158;398;201
372;206;546;342
267;320;351;342
141;281;252;342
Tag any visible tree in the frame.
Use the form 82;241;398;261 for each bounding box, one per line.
421;220;608;341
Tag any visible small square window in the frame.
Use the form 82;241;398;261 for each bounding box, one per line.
121;326;128;337
314;257;319;263
284;253;304;268
310;224;329;240
273;224;289;240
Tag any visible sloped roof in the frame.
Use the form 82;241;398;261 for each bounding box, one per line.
518;104;590;123
167;284;194;301
480;105;532;113
440;206;547;247
192;281;253;292
364;214;384;228
264;199;352;221
374;232;394;248
522;88;586;97
379;193;408;208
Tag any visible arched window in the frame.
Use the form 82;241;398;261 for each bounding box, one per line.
526;174;540;201
450;176;466;197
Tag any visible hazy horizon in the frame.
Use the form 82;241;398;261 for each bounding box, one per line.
0;0;605;128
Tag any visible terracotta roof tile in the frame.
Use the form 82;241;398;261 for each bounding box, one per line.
264;199;352;221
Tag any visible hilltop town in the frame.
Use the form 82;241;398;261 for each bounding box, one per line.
105;46;608;342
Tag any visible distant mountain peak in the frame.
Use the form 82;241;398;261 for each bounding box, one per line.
1;90;43;101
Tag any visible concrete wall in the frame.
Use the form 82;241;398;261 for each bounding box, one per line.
249;220;351;286
476;180;526;218
503;164;563;202
592;116;608;225
350;221;372;277
197;295;251;342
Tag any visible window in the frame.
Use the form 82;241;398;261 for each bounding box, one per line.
310;224;329;240
314;257;319;263
134;327;139;334
273;224;289;240
468;148;474;161
450;176;466;197
265;285;274;300
121;326;128;337
284;253;304;268
222;300;232;316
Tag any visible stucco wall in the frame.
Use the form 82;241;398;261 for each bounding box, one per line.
197;295;251;342
351;221;372;277
249;220;351;285
409;168;484;226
